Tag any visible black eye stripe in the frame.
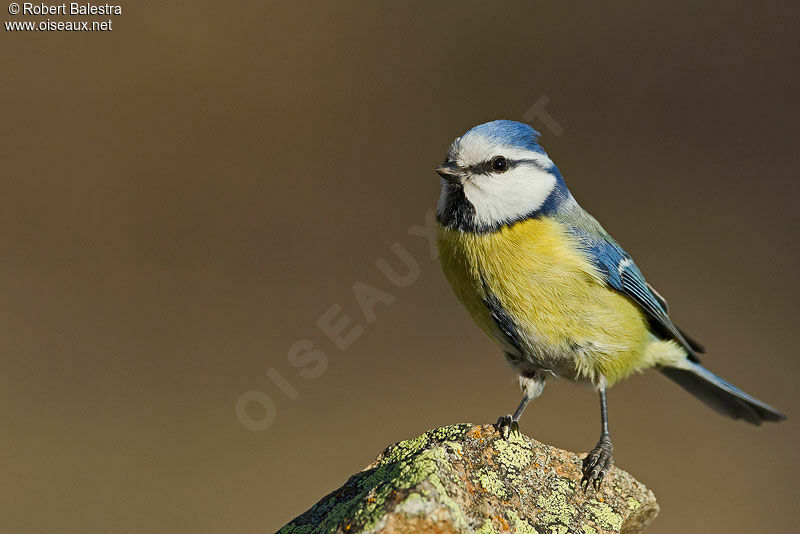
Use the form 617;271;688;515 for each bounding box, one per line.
465;158;547;175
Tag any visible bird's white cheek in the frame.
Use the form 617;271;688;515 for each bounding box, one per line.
464;168;557;226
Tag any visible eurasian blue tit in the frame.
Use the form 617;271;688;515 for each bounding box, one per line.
434;120;786;490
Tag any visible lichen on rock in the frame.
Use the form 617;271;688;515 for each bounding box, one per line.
277;424;658;534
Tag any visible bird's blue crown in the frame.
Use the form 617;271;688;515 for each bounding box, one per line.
464;120;545;154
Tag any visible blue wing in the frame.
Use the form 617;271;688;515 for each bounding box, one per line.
566;222;704;361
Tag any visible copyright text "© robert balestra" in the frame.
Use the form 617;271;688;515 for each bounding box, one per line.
6;3;123;32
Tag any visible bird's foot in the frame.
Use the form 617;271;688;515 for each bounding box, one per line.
581;435;613;491
494;414;519;439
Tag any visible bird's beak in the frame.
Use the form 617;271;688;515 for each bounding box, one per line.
435;162;462;183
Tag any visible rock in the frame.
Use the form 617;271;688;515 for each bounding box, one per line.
278;424;659;534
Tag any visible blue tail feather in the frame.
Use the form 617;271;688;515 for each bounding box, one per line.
660;362;786;425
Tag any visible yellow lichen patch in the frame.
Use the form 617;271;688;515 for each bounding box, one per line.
536;479;577;528
403;492;422;502
627;497;641;511
505;511;538;534
477;469;507;498
587;500;623;531
493;433;533;471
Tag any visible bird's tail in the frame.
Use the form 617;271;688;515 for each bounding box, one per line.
660;362;786;425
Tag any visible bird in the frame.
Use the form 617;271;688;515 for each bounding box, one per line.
433;119;786;490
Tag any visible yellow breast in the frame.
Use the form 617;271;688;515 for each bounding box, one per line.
437;218;654;384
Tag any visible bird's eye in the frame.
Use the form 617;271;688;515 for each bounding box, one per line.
490;156;508;173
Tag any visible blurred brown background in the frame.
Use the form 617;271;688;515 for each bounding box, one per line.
2;1;799;532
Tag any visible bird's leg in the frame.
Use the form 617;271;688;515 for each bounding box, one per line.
496;394;530;439
496;374;545;439
582;382;614;491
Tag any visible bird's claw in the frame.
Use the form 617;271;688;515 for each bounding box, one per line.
495;414;519;439
581;435;613;491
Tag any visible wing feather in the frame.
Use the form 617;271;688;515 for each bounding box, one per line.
561;210;703;361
